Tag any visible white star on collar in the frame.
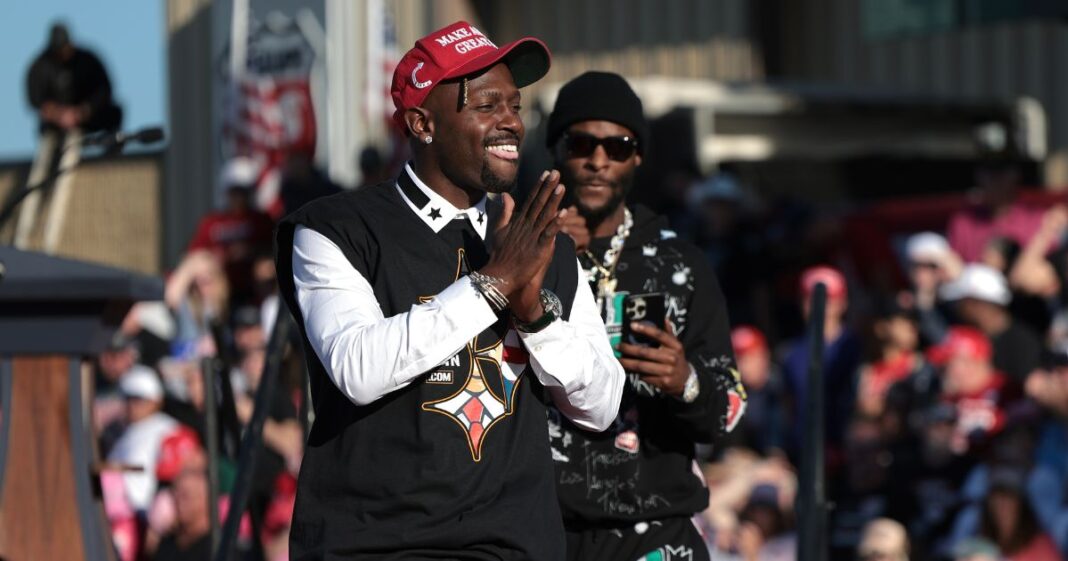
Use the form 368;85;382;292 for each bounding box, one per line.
396;163;489;240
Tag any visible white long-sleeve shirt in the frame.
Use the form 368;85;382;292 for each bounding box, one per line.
289;166;624;432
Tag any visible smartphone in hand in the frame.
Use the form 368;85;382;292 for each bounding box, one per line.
622;293;665;348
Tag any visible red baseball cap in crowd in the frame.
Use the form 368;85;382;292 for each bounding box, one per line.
391;21;551;130
731;325;768;358
155;426;204;483
800;265;847;299
927;326;992;365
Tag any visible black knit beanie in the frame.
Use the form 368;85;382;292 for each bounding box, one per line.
545;71;648;153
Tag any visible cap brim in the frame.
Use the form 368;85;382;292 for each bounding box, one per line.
443;37;551;89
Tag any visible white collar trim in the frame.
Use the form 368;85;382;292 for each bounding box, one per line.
395;163;489;239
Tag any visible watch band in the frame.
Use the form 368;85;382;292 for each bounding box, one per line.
515;289;561;333
679;366;700;403
515;309;554;333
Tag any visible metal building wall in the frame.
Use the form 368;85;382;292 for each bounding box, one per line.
165;0;216;270
777;0;1068;155
482;0;763;97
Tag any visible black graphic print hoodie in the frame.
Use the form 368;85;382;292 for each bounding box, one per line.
549;204;746;527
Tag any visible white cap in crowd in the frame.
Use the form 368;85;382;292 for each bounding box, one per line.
119;364;164;401
219;156;260;189
939;263;1011;306
906;232;952;264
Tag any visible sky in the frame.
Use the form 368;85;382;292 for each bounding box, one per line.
0;0;165;161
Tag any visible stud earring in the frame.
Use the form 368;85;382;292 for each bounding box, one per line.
424;136;433;144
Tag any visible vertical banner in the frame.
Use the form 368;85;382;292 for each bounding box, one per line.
365;0;400;135
217;2;325;218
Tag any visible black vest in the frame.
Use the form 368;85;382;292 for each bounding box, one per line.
276;178;578;560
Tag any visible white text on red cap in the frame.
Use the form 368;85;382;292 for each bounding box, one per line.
434;26;497;54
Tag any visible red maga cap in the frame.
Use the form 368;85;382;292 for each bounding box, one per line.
155;426;203;483
801;265;847;299
390;21;551;130
731;325;768;357
927;326;992;365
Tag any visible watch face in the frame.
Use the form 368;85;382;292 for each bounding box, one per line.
541;290;562;317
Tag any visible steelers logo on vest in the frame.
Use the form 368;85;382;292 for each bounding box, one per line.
419;248;530;462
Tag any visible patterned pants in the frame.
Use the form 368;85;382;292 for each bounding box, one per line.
565;517;710;561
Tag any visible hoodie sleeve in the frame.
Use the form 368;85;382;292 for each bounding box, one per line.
662;243;747;444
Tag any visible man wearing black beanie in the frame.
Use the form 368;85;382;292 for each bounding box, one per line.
546;71;747;561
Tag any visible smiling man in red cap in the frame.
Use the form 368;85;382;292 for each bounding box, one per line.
275;21;624;560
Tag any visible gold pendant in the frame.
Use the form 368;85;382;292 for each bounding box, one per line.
599;277;617;298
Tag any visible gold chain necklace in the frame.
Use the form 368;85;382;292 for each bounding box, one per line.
581;208;633;308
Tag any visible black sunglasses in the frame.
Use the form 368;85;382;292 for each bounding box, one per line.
563;132;639;162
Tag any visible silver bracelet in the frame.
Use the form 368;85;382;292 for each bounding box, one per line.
469;271;509;312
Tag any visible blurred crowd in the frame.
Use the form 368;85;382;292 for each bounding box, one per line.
93;154;338;561
689;160;1068;561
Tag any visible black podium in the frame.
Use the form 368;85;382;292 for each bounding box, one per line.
0;247;161;561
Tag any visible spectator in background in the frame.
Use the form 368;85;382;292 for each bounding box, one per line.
725;325;784;455
25;22;122;135
926;327;1011;456
356;145;390;190
901;232;960;345
686;173;770;328
187;157;275;303
976;467;1064;561
903;402;974;556
153;467;213;561
947;158;1045;264
781;266;861;465
830;416;897;557
1024;350;1068;557
856;301;924;419
106;366;178;514
229;332;302;526
143;427;206;558
710;483;796;561
980;236;1051;336
856;518;909;561
231;305;266;356
93;333;141;456
706;451;798;542
250;251;280;336
940;264;1042;387
279;149;342;216
165;250;230;360
948;425;1065;558
1010;205;1068;313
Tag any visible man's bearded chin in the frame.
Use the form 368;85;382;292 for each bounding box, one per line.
575;176;632;231
480;161;516;194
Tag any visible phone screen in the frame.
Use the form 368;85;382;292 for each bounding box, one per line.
622;293;665;348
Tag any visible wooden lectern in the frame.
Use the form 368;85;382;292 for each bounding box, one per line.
0;247;162;561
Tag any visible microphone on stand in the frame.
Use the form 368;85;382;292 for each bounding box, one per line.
83;126;166;152
0;126;166;231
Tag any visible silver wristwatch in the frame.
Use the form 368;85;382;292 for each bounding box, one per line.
679;367;700;403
